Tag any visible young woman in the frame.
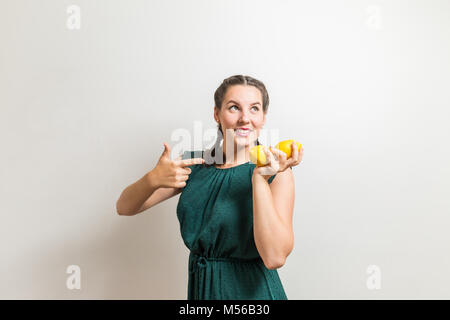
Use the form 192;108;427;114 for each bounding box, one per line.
116;75;304;300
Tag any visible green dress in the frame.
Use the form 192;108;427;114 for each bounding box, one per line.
176;150;288;300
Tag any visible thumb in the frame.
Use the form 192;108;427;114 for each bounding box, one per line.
161;142;171;159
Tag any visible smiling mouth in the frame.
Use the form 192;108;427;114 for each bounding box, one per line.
234;128;252;137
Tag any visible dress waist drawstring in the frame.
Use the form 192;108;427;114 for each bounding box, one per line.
188;251;263;300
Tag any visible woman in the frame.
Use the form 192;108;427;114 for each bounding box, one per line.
116;75;304;299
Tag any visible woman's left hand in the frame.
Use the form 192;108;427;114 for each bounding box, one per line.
253;142;304;179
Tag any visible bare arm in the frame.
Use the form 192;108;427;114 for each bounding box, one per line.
116;170;160;216
116;154;184;216
116;143;204;216
134;186;182;214
252;169;295;270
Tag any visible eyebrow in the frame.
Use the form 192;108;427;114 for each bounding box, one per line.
226;100;261;106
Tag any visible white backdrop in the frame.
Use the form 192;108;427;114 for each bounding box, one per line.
1;0;450;299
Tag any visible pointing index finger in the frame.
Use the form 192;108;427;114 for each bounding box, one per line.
179;158;205;167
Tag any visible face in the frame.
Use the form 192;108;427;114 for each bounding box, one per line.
214;85;266;149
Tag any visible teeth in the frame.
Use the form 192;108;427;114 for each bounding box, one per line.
235;129;251;136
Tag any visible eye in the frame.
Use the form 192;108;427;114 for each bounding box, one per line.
229;105;259;111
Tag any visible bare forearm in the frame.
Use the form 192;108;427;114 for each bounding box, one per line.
116;171;158;216
252;173;291;267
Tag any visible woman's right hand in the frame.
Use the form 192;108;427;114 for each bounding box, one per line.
148;142;205;189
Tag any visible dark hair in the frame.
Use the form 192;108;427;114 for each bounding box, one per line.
203;75;270;167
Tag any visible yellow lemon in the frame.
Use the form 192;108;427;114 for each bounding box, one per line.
249;145;269;167
274;140;302;159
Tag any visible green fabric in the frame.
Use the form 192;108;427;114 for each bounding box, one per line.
176;150;288;300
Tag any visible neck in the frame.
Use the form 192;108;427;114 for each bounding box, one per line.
220;139;256;165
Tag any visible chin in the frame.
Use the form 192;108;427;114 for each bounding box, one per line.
235;136;257;147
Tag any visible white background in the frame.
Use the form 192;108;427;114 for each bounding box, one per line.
1;0;449;299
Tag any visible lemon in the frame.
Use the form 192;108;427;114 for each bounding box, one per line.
274;140;302;159
249;145;269;167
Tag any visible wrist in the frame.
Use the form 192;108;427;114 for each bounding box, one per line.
252;170;272;182
144;170;160;190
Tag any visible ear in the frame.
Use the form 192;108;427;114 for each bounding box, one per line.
214;106;219;122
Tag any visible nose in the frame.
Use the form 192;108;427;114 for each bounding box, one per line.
240;110;251;123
